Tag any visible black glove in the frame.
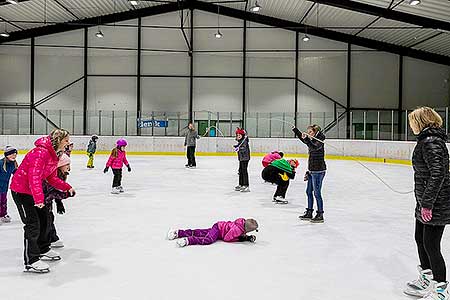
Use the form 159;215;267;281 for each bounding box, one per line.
55;200;65;215
248;235;256;243
104;167;109;173
67;190;76;197
304;171;310;182
238;235;256;243
127;165;131;172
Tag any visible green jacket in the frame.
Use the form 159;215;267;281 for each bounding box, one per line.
270;159;294;174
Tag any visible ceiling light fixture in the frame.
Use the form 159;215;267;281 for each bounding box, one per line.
0;32;10;38
6;0;19;4
214;6;223;39
129;0;139;6
95;29;104;38
250;1;262;12
409;0;421;5
302;34;310;42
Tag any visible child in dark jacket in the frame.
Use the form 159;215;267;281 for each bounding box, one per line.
234;128;250;192
167;218;258;247
87;135;98;169
262;158;299;204
43;154;75;249
0;146;18;223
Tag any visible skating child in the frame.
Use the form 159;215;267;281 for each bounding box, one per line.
234;128;250;192
262;151;284;167
261;158;299;204
184;123;200;168
0;146;18;223
167;218;258;247
64;142;74;157
104;139;131;194
87;135;98;169
43;154;74;249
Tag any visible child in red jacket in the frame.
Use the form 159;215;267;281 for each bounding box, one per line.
167;218;258;247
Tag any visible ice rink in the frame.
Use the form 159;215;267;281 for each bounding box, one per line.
1;154;448;300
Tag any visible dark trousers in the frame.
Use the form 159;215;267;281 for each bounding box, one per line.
261;167;289;198
187;146;196;167
12;191;51;265
48;205;59;243
112;168;122;187
239;160;249;186
415;220;446;282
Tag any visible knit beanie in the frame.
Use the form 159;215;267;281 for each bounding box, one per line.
58;153;71;168
4;145;17;157
245;218;259;233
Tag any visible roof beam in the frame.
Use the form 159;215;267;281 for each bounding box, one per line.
307;0;450;32
0;1;186;43
191;0;450;65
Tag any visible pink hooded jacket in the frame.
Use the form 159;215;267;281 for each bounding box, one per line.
106;149;129;169
217;218;246;242
262;151;282;167
10;136;72;205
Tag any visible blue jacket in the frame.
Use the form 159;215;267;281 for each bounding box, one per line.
0;158;17;193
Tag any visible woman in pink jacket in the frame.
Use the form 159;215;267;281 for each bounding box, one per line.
104;139;131;194
262;151;284;167
11;129;74;273
167;218;258;247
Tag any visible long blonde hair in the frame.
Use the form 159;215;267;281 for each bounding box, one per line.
3;158;18;172
408;107;443;135
50;128;70;152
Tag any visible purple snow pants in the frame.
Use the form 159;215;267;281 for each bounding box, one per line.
0;192;7;217
178;223;220;246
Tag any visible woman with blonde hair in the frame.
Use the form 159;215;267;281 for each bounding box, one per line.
404;107;450;300
11;129;75;273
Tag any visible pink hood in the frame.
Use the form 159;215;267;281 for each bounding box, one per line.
11;136;72;205
262;151;282;167
217;218;246;242
106;149;129;169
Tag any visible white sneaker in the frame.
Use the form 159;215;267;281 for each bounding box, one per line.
240;186;250;193
0;215;11;223
40;249;61;261
419;281;450;300
118;186;124;193
51;240;64;248
25;260;50;273
404;265;434;297
111;187;120;194
167;229;178;240
176;237;188;247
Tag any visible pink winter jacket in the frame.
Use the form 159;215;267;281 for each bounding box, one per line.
217;218;246;242
106;149;129;169
262;151;282;167
10;136;72;205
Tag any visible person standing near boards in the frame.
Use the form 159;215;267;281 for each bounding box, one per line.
184;123;200;169
292;125;326;223
404;107;450;300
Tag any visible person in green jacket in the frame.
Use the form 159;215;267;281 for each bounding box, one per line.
261;158;299;204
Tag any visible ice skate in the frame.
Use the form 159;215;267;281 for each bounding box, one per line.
24;260;50;273
235;185;243;191
118;186;124;193
299;209;314;221
176;237;188;247
111;187;120;194
167;229;178;240
240;186;250;193
0;215;11;223
273;196;288;204
40;249;61;261
419;281;449;300
404;266;434;297
310;212;324;223
51;240;64;249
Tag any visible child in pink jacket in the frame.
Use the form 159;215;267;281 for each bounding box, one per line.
104;139;131;194
167;218;258;247
262;151;284;167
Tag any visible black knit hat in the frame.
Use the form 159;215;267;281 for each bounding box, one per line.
4;145;17;157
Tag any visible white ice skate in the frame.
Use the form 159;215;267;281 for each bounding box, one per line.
118;186;124;193
240;186;250;193
235;185;243;191
274;196;288;204
25;260;50;273
40;249;61;261
404;266;434;297
176;237;188;247
419;281;450;300
167;229;178;240
111;187;120;194
51;240;64;248
0;215;11;223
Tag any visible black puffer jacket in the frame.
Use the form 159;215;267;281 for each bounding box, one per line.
293;128;326;172
234;136;250;162
412;127;450;225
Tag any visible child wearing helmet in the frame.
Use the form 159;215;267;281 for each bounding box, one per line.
261;158;299;204
104;139;131;194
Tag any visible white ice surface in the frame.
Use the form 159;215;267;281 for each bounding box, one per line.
0;155;447;300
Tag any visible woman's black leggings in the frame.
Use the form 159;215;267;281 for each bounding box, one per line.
415;219;446;282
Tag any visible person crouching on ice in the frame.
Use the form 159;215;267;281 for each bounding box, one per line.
167;218;258;247
262;158;299;204
262;150;284;168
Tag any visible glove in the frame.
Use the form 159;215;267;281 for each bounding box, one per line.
104;167;109;173
248;235;256;243
421;208;433;222
127;165;131;172
55;200;65;215
304;171;310;182
67;190;76;197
